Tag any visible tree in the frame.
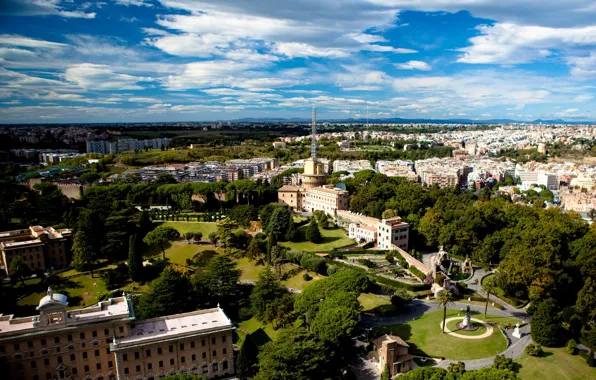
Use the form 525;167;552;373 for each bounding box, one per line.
576;277;596;322
78;172;100;184
447;361;466;375
184;232;194;244
71;229;96;271
216;218;239;252
313;210;329;228
305;218;322;244
391;288;413;309
128;234;143;281
265;206;294;242
250;269;293;324
208;231;219;246
438;290;455;333
531;298;561;347
9;256;31;285
482;276;496;319
237;336;259;380
253;328;338;380
310;292;361;344
135;267;195;319
192;232;203;243
493;354;515;371
380;363;391;380
587;350;595;367
192;255;240;308
382;209;397;219
143;226;179;259
246;238;263;261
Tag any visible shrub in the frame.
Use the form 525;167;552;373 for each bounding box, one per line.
525;344;543;357
363;241;375;249
303;273;312;281
587;350;595;367
566;340;578;355
385;253;394;263
238;307;254;321
409;266;426;281
358;259;376;268
493;354;514;371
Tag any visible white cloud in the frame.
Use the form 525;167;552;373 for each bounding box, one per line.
113;0;153;7
395;60;432;71
65;63;153;90
575;94;594;102
568;53;596;79
273;43;350;59
1;0;96;19
0;34;67;49
147;34;236;57
341;85;383;91
129;97;159;103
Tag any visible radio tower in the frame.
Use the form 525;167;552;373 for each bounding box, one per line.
311;106;317;158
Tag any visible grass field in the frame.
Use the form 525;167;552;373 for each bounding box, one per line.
371;309;508;360
517;347;596;380
358;293;396;316
156;221;218;238
156;242;219;265
234;257;324;290
280;227;354;252
237;317;279;346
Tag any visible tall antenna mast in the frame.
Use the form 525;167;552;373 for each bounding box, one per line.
311;106;317;158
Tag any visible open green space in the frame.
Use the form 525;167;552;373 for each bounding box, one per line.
371;309;508;360
237;317;279;346
150;241;219;266
358;293;396;315
482;274;527;308
156;221;218;238
234;257;323;290
280;227;355;252
517;347;596;380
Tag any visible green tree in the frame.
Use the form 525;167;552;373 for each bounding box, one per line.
250;269;293;324
192;255;240;308
216;218;239;252
184;232;194;243
382;209;397;219
493;354;515;371
391;288;413;309
305;218;322;244
447;361;466;375
143;226;179;259
128;234;143;281
438;290;455;334
78;172;101;184
380;363;391;380
576;277;596;322
192;232;203;242
237;335;259;380
254;328;337;380
310;292;361;344
246;238;263;261
482;276;496;319
135;267;195;319
71;229;96;271
265;206;294;242
9;256;31;285
531;298;561;347
208;231;219;246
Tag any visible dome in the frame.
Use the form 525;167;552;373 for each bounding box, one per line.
37;293;68;310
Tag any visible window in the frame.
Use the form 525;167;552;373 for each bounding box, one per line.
96;363;101;370
159;361;163;368
212;350;216;357
124;368;129;375
123;353;128;361
148;363;152;370
181;356;185;363
17;363;23;371
201;339;206;347
211;337;216;345
202;352;206;359
84;365;89;373
157;347;162;355
72;368;78;375
108;360;113;368
82;352;88;359
92;331;97;338
223;348;227;355
179;343;184;350
79;333;85;340
104;329;109;336
136;365;141;373
190;341;195;349
191;354;196;361
119;327;124;333
222;335;226;343
106;348;110;355
67;335;72;342
134;352;139;360
213;363;219;372
31;361;37;369
57;356;62;364
223;360;228;370
169;345;173;353
202;365;208;374
44;358;49;366
70;354;75;361
14;343;20;351
170;359;174;365
146;349;151;357
27;341;33;348
54;337;59;344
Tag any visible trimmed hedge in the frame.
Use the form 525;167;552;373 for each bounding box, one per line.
409;266;426;281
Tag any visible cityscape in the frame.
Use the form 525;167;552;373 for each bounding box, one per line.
1;2;596;380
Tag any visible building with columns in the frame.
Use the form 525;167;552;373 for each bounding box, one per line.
0;289;235;380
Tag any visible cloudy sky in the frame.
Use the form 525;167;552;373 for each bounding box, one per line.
1;0;596;123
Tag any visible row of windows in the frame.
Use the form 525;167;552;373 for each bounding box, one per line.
4;327;122;352
123;360;228;375
123;346;227;362
19;349;114;370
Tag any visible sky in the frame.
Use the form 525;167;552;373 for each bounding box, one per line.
1;1;596;123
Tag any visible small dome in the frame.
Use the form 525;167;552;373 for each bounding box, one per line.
37;293;68;310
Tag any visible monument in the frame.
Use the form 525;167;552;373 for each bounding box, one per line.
456;305;477;331
512;322;522;339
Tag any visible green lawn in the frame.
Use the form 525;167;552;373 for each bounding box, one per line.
517;347;596;380
237;317;279;346
156;221;218;238
358;293;396;316
235;257;266;281
156;241;219;266
18;274;108;312
280;227;355;252
371;309;507;360
445;319;489;336
234;257;324;290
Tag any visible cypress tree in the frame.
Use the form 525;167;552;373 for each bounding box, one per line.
306;218;322;244
128;234;143;281
237;335;259;380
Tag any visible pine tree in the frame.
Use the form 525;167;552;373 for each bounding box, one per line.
531;298;561;347
71;229;96;271
380;363;391;380
128;234;143;281
237;335;259;380
306;218;322;243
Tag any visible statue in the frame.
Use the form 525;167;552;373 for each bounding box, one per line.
460;304;474;329
47;286;53;300
512;323;521;339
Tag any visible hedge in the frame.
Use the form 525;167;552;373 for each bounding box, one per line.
342;249;390;256
409;266;426;281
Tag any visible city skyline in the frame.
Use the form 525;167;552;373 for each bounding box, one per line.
1;1;596;123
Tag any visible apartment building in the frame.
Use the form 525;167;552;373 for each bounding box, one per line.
377;217;409;251
305;185;349;215
86;139;171;154
0;226;72;277
337;211;410;251
0;290;235;380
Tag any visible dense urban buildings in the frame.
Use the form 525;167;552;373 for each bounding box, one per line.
0;226;72;277
86;139;171;154
0;290;234;380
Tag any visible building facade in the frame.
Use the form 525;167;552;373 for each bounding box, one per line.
337;211;410;251
368;334;415;377
86;139;171;154
0;226;72;277
305;185;349;215
0;290;235;380
377;217;409;250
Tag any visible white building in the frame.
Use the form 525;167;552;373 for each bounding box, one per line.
305;185;350;215
377;217;410;250
348;224;377;243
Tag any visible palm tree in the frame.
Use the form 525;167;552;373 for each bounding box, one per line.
438;290;455;333
482;278;496;319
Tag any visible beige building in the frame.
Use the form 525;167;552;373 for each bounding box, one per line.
0;226;72;277
302;157;327;190
377;217;409;251
368;334;415;376
0;289;235;380
305;185;349;215
425;172;459;188
277;185;306;211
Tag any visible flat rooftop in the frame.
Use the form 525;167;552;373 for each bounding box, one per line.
1;239;44;249
114;308;233;348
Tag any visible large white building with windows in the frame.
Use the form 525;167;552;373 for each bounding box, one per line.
338;211;410;251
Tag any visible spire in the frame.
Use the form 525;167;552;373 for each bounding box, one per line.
311;106;317;158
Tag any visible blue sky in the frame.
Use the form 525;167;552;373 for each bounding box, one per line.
1;0;596;123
